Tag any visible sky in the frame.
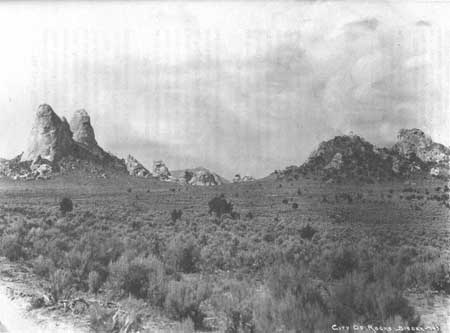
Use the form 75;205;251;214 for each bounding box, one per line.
0;1;449;179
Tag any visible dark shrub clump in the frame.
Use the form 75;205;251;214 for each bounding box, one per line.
171;209;183;223
299;224;317;240
208;194;234;218
59;197;73;214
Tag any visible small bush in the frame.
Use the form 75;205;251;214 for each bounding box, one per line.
88;271;102;294
49;269;72;303
171;209;183;223
406;260;450;293
260;264;331;332
213;280;255;333
292;203;298;209
28;295;46;310
108;255;168;301
0;234;24;261
59;197;73;214
299;224;317;240
165;279;211;329
331;274;419;326
208;194;234;218
165;234;200;273
428;261;450;293
328;247;359;280
32;255;54;278
114;258;148;297
173;318;195;333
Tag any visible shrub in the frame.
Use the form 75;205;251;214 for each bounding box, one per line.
59;197;73;214
331;274;419;327
146;256;168;307
165;234;200;273
299;224;317;241
328;246;359;280
89;304;116;332
172;318;195;333
428;261;450;293
259;264;331;332
213;280;255;333
208;194;234;218
108;255;168;301
32;255;55;278
292;203;298;209
88;271;102;294
396;246;418;267
0;234;24;261
28;295;46;310
109;256;149;299
171;209;183;223
49;269;72;303
164;279;211;329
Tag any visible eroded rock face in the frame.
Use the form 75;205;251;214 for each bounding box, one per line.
392;128;450;178
179;167;227;186
126;155;150;177
70;109;98;149
393;128;450;163
232;174;255;183
21;104;74;162
152;160;171;180
324;152;343;170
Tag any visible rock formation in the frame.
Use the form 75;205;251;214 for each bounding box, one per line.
152;160;171;180
278;129;450;183
392;128;450;177
126;155;150;177
2;104;127;180
232;174;255;183
174;167;228;186
21;104;74;162
70;109;98;150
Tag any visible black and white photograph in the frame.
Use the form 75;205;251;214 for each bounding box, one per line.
0;1;449;332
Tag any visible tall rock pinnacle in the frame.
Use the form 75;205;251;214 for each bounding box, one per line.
21;104;74;162
70;109;98;149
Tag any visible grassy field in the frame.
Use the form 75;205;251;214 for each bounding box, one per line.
0;174;448;332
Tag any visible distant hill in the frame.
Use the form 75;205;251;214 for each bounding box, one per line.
275;129;449;183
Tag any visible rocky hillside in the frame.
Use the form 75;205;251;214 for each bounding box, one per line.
172;167;229;186
278;129;449;183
